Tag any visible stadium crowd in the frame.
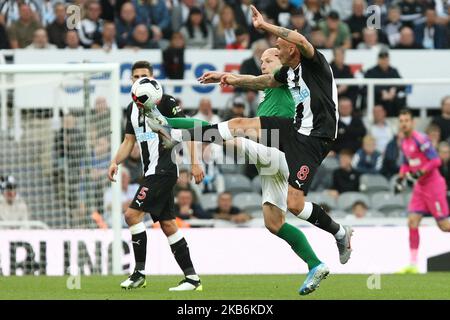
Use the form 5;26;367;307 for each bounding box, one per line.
0;0;449;228
0;0;448;51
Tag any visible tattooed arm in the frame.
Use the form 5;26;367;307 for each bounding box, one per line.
250;5;315;59
220;73;281;90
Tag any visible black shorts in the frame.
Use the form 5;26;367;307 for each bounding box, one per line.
260;116;333;195
129;174;177;222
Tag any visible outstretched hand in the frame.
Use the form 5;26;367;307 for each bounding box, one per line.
198;71;226;84
250;5;265;29
220;74;238;87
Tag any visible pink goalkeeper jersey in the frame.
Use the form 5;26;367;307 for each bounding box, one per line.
400;130;443;185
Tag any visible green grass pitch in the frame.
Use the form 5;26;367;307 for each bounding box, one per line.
1;274;450;300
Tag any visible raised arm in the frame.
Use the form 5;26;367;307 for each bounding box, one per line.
220;73;281;90
250;5;314;59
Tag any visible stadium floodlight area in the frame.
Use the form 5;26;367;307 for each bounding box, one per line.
0;63;123;275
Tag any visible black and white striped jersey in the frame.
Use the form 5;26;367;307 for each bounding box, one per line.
274;48;339;140
125;94;184;177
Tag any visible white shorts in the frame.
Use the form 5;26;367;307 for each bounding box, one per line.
236;138;289;212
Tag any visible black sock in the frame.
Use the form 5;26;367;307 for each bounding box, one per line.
132;231;147;271
307;203;340;235
170;238;196;277
184;124;223;144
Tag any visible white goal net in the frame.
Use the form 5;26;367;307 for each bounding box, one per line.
0;64;122;275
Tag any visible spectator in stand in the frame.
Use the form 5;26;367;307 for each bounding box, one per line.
351;200;368;218
7;3;41;48
124;143;143;184
222;96;246;120
356;27;389;51
193;98;222;124
369;105;395;154
287;8;312;40
0;176;29;222
77;0;104;48
303;0;325;27
265;0;296;28
92;21;123;49
232;0;264;43
0;0;41;27
133;0;170;39
239;39;268;77
309;25;327;48
26;27;57;49
226;26;249;49
171;0;197;32
0;22;9;49
125;23;158;49
318;10;351;49
333;97;367;154
352;135;384;174
426;123;441;149
180;7;213;49
384;5;404;47
365;50;406;117
46;2;67;48
115;2;144;47
430;96;450;142
328;149;360;198
330;47;357;105
345;0;367;48
204;0;224;27
415;7;448;49
398;0;425;28
330;0;353;21
173;168;202;204
163;32;185;79
208;191;251;223
438;142;450;201
213;5;240;49
395;26;424;49
382;132;404;178
65;30;82;50
200;143;225;194
103;167;139;226
100;0;127;22
175;189;210;220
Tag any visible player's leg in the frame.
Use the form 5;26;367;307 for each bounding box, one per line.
121;206;147;289
262;202;329;295
159;219;202;291
398;212;423;274
281;134;353;264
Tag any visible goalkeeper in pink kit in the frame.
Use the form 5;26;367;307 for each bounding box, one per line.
396;109;450;273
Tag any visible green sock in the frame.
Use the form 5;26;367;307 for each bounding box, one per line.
277;223;322;270
166;117;209;129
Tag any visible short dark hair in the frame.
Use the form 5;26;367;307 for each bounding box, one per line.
399;108;414;118
339;148;354;157
131;61;153;75
219;191;233;198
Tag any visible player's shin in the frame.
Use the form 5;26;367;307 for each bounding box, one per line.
168;230;200;281
409;227;420;266
295;202;344;238
172;121;234;144
277;223;322;270
129;222;147;273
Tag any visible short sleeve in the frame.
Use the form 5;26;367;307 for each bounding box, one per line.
125;103;135;135
273;66;289;84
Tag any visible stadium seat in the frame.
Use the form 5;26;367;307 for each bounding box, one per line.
370;191;406;215
200;193;218;210
223;174;253;195
321;156;339;170
307;192;337;209
233;192;262;213
252;176;262;193
337;192;370;211
359;174;390;193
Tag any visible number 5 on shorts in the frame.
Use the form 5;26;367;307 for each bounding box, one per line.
137;187;149;200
